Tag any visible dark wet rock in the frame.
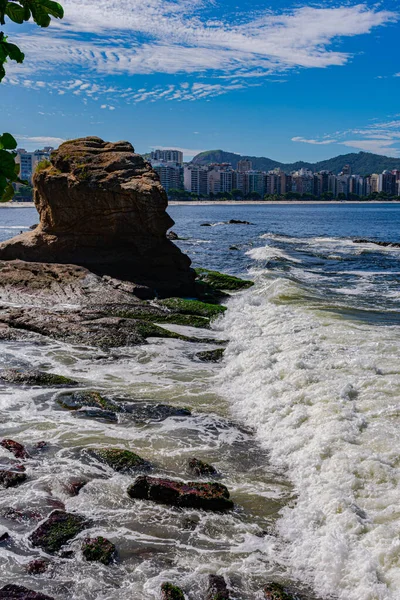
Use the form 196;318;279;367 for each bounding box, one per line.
82;536;116;565
0;439;30;459
161;582;185;600
34;441;48;450
206;575;230;600
353;238;400;248
229;246;239;251
0;585;55;600
29;224;38;230
59;550;74;559
167;231;179;240
195;268;253;292
0;467;27;488
127;476;233;511
29;510;89;553
89;448;152;473
0;531;10;543
26;558;50;575
227;219;252;225
196;348;225;363
2;507;42;522
200;223;212;227
65;479;88;496
0;369;78;387
264;583;294;600
188;458;218;478
124;403;191;422
57;390;118;412
75;408;118;422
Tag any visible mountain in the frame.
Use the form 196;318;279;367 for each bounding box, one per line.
191;150;400;176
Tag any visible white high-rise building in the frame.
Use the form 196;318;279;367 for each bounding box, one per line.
150;149;183;165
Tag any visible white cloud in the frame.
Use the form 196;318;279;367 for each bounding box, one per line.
341;139;400;156
3;2;397;103
16;135;66;150
292;136;337;145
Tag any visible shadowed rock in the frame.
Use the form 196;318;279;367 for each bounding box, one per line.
188;458;218;478
196;348;225;363
0;586;54;600
127;476;233;511
89;448;152;473
206;575;231;600
29;510;89;553
0;137;194;298
0;468;27;488
82;536;116;565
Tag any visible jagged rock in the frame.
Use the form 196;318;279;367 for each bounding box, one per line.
0;137;195;297
127;476;233;511
89;448;152;473
29;510;89;553
0;585;54;600
82;536;116;565
188;458;218;478
161;582;185;600
206;575;230;600
196;348;225;363
0;439;30;459
0;468;27;488
65;479;88;496
26;559;50;574
264;583;294;600
0;369;78;387
227;219;251;225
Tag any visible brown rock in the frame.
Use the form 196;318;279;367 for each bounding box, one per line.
0;439;30;459
0;585;54;600
26;559;50;574
206;575;230;600
0;137;194;297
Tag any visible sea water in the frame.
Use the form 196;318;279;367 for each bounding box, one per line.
1;203;400;599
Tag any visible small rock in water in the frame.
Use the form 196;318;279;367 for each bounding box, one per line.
227;219;252;225
26;558;50;575
0;369;78;387
125;403;191;422
89;447;152;473
0;531;10;543
196;348;224;363
188;458;218;478
57;390;118;412
34;441;48;450
206;574;230;600
29;510;89;554
161;582;185;600
0;439;30;459
65;478;88;496
0;468;27;488
200;223;212;226
0;586;55;600
167;231;179;240
2;507;42;522
75;407;118;422
82;536;116;565
229;246;239;251
264;583;294;600
127;476;234;511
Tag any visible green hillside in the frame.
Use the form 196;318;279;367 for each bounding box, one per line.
191;150;400;175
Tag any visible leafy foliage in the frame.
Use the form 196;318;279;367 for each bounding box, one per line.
0;0;64;201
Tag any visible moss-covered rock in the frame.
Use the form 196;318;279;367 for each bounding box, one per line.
82;536;116;565
196;349;225;363
114;307;211;329
264;583;294;600
195;268;254;292
159;298;226;319
188;458;218;478
57;390;118;412
0;468;27;488
0;369;78;387
29;510;88;554
89;448;151;473
26;558;50;574
161;582;185;600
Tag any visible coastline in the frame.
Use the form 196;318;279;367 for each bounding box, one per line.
1;200;400;208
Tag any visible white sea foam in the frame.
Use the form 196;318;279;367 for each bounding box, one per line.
216;275;400;600
248;245;301;263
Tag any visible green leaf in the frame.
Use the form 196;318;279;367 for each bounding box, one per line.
5;2;26;24
4;42;24;63
0;149;17;179
0;63;5;82
41;0;63;19
30;1;51;26
2;182;15;202
0;133;17;150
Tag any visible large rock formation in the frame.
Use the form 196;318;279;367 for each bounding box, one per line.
0;137;194;297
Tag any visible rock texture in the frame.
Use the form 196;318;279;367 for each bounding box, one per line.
0;586;54;600
0;137;194;297
29;510;88;553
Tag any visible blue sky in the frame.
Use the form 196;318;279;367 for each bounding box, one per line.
1;0;400;161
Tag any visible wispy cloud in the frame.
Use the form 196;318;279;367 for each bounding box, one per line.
291;136;337;145
3;2;398;103
16;135;66;150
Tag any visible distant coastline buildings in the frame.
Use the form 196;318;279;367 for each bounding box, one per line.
149;150;400;200
15;147;54;185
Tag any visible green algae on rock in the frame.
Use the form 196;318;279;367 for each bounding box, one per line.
89;448;152;473
159;297;226;319
195;268;254;292
29;510;88;554
82;536;116;565
206;574;231;600
161;582;186;600
196;348;225;363
0;369;78;387
264;583;295;600
57;390;118;412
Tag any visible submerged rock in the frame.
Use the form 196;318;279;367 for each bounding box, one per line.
2;507;42;522
0;585;54;600
82;536;116;565
65;479;88;496
127;476;233;511
26;558;50;575
159;297;226;319
167;231;179;240
353;238;400;248
0;468;27;488
29;510;88;553
264;583;294;600
89;448;152;473
196;348;225;363
0;439;30;459
75;408;118;423
0;137;195;298
57;390;118;412
161;582;185;600
124;403;191;422
227;219;252;225
188;458;218;478
0;531;10;543
195;268;253;292
0;369;78;387
206;575;230;600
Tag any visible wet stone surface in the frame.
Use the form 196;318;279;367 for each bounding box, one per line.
29;510;89;554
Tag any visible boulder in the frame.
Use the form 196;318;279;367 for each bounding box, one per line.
0;586;54;600
0;468;27;488
0;439;30;459
206;575;230;600
26;559;50;575
0;137;195;297
89;448;152;473
0;369;78;387
81;536;116;565
196;349;224;363
127;476;233;511
29;510;89;553
161;583;185;600
188;458;218;478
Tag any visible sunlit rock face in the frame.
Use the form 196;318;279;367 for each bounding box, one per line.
0;137;194;297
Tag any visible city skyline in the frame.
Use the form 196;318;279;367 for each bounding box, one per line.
1;0;400;161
